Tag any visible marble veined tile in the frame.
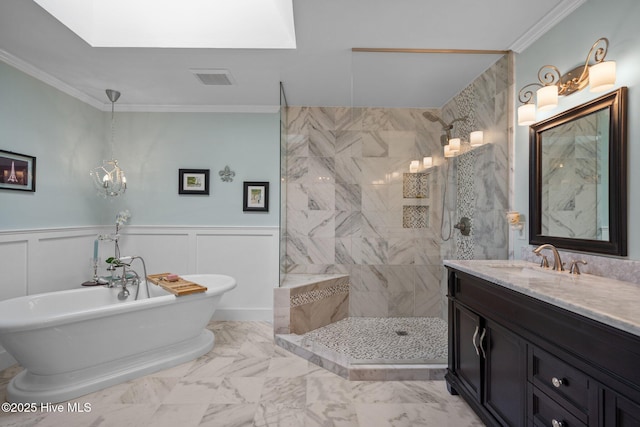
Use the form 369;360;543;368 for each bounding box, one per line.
236;340;282;360
218;357;271;378
309;128;336;158
119;377;179;404
306;376;354;403
306;402;359;427
307;210;335;237
355;402;484;427
336;130;363;156
266;357;310;378
162;378;220;404
385;131;416;158
259;377;307;409
0;321;487;427
144;403;209;427
210;377;265;404
198;403;258;427
183;356;236;380
253;404;306;427
0;410;47;427
362;131;388;157
351;381;445;405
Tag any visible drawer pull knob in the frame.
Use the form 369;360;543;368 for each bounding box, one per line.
551;377;564;388
551;419;564;427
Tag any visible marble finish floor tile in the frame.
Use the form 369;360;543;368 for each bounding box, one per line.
0;321;483;427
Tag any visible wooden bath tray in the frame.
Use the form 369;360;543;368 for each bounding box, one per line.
146;273;207;296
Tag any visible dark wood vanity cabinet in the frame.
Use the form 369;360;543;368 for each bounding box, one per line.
446;268;640;427
451;302;525;425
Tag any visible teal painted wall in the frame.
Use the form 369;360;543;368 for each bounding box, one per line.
0;61;104;228
106;111;280;226
514;0;640;259
0;61;281;229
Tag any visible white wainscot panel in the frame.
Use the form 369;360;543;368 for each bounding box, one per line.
116;232;190;277
36;233;101;294
0;240;28;300
196;231;278;320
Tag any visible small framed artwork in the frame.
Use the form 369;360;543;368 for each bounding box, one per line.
178;169;210;195
0;149;36;192
243;181;269;212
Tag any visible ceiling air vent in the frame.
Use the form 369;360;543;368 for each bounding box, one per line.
191;69;236;86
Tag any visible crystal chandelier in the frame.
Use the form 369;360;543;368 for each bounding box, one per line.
91;89;127;197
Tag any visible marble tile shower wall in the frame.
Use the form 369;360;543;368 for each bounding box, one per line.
284;107;446;318
440;55;510;262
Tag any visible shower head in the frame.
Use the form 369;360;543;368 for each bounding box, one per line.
422;111;448;128
422;112;469;146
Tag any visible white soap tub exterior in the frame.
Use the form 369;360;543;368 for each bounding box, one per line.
0;274;236;403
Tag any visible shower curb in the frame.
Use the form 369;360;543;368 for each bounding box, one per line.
274;333;447;381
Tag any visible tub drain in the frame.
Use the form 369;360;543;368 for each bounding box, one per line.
395;330;408;336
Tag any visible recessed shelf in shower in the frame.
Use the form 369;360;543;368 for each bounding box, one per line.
402;205;430;229
403;172;429;199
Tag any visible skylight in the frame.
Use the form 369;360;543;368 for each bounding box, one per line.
33;0;296;49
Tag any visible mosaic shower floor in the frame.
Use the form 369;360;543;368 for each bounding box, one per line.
275;317;448;381
303;317;448;363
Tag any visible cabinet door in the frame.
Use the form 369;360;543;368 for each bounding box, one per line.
483;319;525;427
604;389;640;426
453;303;482;402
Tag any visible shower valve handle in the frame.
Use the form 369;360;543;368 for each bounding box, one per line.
454;217;471;236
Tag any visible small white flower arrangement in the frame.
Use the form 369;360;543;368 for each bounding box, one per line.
115;209;131;227
98;210;131;262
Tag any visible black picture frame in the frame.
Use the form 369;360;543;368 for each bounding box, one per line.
178;169;210;195
243;181;269;212
0;149;36;192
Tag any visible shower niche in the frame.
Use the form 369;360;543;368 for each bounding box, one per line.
403;171;431;228
402;172;429;198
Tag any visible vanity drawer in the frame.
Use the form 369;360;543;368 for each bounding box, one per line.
528;383;586;427
529;346;590;414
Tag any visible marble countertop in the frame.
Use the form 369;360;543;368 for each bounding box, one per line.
444;259;640;338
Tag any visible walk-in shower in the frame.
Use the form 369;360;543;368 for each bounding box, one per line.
278;53;511;376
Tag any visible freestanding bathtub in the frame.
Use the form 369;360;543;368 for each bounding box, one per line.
0;274;236;403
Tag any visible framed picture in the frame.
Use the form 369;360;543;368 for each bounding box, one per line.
178;169;210;195
243;181;269;212
0;150;36;192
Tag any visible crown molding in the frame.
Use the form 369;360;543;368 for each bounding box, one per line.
0;49;104;109
114;104;281;114
508;0;587;53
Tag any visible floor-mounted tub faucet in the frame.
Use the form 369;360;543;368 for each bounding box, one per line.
533;244;564;271
105;256;143;300
104;255;150;300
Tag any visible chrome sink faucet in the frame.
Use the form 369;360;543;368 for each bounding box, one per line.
533;244;564;271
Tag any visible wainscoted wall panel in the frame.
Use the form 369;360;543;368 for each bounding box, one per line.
118;232;191;276
0;226;278;320
35;232;105;295
195;230;279;316
0;239;28;301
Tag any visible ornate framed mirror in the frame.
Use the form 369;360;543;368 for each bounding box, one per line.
529;87;627;256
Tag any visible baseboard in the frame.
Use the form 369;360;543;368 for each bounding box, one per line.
0;346;17;371
212;308;273;322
